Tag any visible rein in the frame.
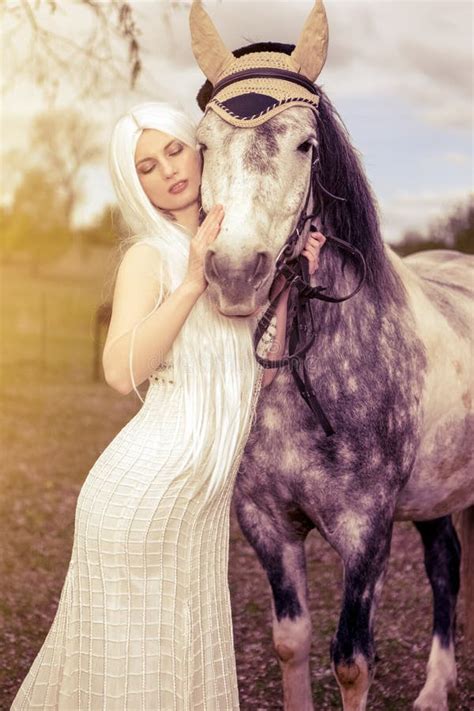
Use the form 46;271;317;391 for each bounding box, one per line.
254;145;367;436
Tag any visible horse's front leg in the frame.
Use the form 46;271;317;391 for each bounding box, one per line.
330;515;393;711
412;516;460;711
236;496;314;711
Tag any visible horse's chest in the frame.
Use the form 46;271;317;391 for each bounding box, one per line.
245;382;315;474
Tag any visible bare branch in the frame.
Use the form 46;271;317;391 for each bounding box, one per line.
3;0;144;101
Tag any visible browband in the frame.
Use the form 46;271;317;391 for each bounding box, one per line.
210;67;319;100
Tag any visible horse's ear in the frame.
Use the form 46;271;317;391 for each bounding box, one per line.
291;0;329;82
196;80;213;112
189;0;234;85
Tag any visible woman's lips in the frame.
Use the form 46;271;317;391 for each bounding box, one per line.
169;180;188;194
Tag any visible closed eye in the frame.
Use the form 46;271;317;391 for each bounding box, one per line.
138;162;155;174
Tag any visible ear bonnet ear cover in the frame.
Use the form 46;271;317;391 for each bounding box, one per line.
189;0;329;128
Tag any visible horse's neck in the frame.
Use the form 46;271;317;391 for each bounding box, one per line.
284;242;428;441
301;240;410;353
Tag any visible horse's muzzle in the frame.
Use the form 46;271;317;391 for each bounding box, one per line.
204;249;273;315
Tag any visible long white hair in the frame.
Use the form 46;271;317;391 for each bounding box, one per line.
108;101;263;503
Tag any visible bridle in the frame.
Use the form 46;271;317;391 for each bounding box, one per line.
253;141;367;436
204;66;367;436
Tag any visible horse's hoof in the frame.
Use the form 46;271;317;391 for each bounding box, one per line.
413;691;448;711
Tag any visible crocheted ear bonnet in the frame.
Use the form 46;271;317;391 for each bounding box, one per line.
189;0;329;128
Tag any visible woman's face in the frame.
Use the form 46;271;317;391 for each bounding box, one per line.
135;128;202;214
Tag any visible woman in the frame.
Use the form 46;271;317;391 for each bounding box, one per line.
11;101;325;710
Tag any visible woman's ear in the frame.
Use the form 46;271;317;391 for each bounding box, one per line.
196;80;213;112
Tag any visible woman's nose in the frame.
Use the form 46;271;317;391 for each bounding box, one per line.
160;160;177;179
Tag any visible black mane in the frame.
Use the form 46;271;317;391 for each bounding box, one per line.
197;42;405;306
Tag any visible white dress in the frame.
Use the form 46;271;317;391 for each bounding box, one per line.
10;341;268;710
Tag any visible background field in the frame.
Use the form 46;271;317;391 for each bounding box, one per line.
1;258;473;710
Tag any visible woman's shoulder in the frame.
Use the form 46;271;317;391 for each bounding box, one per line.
119;236;163;267
116;236;170;297
126;233;162;253
113;237;164;285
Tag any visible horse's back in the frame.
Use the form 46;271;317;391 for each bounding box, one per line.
393;248;474;520
402;249;474;294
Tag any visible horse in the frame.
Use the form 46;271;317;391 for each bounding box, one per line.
189;2;474;710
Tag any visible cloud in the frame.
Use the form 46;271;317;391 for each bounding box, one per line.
128;0;472;132
379;187;471;243
321;1;473;130
1;0;471;230
443;151;471;165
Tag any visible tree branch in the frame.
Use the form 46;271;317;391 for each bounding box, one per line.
4;0;144;101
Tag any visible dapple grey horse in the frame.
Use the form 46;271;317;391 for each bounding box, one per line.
190;2;473;710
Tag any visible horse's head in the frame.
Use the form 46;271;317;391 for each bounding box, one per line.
190;0;329;317
197;105;318;315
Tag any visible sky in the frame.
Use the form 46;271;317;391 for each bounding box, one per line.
2;0;473;243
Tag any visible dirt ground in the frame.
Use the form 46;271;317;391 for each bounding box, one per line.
229;508;474;710
1;379;473;710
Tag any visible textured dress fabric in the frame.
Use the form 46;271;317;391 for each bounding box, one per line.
10;349;267;710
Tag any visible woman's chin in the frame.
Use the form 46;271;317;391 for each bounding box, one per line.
156;190;200;214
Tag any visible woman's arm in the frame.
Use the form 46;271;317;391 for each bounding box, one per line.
103;205;224;395
102;244;203;395
261;230;326;388
261;283;291;387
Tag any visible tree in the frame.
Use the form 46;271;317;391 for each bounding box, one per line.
1;168;71;272
3;1;142;100
3;1;188;102
29;109;102;233
394;194;474;256
80;205;121;248
431;196;474;254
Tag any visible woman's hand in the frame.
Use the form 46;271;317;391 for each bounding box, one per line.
260;230;327;386
262;230;327;313
302;230;326;275
183;205;224;295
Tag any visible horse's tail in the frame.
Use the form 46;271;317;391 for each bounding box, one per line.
459;505;474;649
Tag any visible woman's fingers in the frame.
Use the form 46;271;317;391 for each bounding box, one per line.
196;204;224;243
302;231;326;274
303;243;322;259
198;209;222;236
304;245;318;257
305;234;325;250
302;250;319;274
307;233;326;247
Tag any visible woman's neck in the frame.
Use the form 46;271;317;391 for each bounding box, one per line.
172;201;200;236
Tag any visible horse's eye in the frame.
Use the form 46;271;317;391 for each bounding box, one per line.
298;141;312;154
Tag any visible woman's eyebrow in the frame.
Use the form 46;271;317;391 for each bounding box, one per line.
135;140;179;166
